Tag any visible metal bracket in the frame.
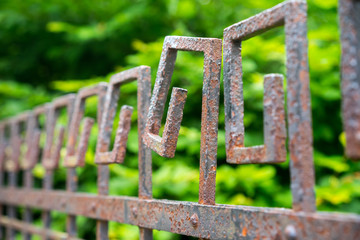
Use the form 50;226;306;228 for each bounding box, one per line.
223;0;315;212
64;83;107;167
42;94;76;170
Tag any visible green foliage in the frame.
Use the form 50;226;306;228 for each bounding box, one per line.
1;0;359;239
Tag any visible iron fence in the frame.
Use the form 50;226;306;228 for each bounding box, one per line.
0;0;359;239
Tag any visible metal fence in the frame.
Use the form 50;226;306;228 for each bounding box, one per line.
0;0;359;239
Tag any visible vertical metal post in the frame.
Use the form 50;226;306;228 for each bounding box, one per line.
22;169;33;240
96;165;109;239
95;67;153;239
6;171;17;240
42;95;75;240
143;37;222;206
223;0;315;213
339;0;360;159
66;167;77;237
285;1;315;212
64;84;107;238
42;170;53;240
96;85;109;240
6;119;21;240
0;123;5;239
22;110;42;240
137;67;153;240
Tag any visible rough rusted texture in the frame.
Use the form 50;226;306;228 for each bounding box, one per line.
4;117;22;172
226;74;286;164
223;0;315;212
96;105;133;164
42;94;75;170
144;36;222;205
66;167;77;238
95;66;153;240
20;106;45;240
339;0;360;159
1;188;360;240
0;216;83;240
0;171;3;239
21;111;42;170
23;169;33;240
64;83;107;167
144;87;187;158
42;170;54;240
0;122;8;171
1;2;360;238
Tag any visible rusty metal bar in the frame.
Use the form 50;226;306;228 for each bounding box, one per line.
5;118;22;173
21;111;41;170
95;106;133;165
43;94;75;170
63;83;107;238
339;0;360;159
0;173;2;239
144;36;222;206
223;0;315;212
0;123;4;239
225;74;286;164
64;83;107;168
0;122;6;172
0;188;359;240
0;121;7;239
4;116;23;239
0;216;84;240
95;66;153;239
18;107;45;239
66;167;77;238
42;95;75;240
42;170;54;240
22;169;33;240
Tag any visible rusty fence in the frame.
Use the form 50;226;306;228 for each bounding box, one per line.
0;0;360;239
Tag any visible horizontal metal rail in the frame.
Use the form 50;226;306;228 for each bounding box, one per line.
0;188;359;240
0;216;83;240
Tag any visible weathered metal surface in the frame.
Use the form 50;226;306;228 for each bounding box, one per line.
62;84;109;238
95;66;153;240
223;0;315;213
0;1;360;239
0;188;359;240
225;74;286;164
64;83;107;167
43;94;75;170
0;122;8;171
42;169;54;240
41;94;75;240
96;105;133;164
17;107;44;240
0;216;83;240
144;36;222;206
23;169;33;240
339;0;360;159
21;111;41;170
4;117;22;172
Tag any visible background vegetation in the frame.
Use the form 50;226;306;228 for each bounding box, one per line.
0;0;359;239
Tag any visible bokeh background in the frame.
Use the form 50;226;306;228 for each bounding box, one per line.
1;0;359;239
